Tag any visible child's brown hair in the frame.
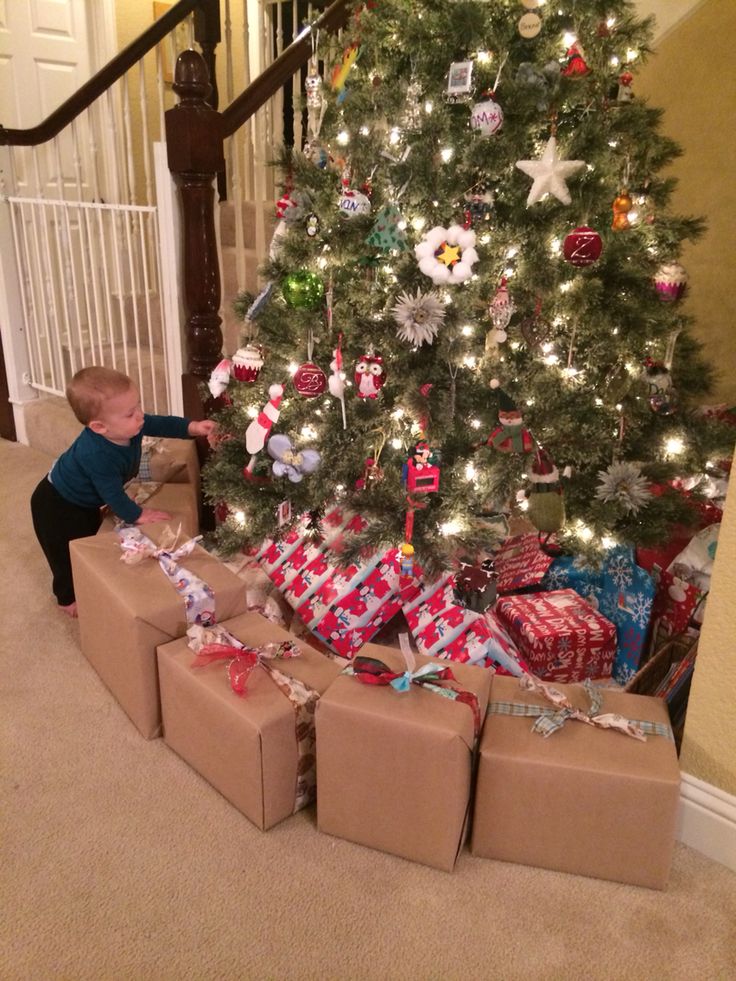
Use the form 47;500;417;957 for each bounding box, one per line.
66;366;134;425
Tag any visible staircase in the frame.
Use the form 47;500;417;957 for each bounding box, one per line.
22;195;274;459
218;198;275;357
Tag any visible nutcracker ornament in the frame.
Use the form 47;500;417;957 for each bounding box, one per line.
486;382;535;454
526;447;565;539
354;352;387;398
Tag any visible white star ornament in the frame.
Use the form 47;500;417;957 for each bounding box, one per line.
515;136;586;206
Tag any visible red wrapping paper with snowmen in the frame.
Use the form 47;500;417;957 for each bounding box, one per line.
495;588;616;683
257;507;531;669
401;572;529;675
256;508;419;659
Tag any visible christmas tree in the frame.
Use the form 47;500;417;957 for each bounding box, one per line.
203;0;731;575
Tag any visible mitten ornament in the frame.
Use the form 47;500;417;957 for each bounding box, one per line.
526;447;565;535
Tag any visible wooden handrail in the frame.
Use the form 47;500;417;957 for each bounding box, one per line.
221;0;350;138
0;0;209;147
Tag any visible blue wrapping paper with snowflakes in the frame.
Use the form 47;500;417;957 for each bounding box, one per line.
591;547;655;685
543;547;654;685
540;553;603;599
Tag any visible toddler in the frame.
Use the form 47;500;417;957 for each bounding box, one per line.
31;366;216;617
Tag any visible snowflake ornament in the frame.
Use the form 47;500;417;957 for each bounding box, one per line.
515;136;586;206
391;288;446;346
596;461;652;513
414;224;478;285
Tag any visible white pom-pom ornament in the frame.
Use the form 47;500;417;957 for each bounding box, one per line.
414;224;479;285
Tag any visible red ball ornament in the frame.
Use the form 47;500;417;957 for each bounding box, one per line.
293;361;327;398
563;225;603;266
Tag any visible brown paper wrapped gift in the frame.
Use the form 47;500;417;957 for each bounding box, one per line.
471;674;681;889
70;528;247;739
315;644;492;872
157;611;343;830
98;482;199;539
144;436;201;490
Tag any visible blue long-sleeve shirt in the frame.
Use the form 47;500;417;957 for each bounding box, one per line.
49;414;191;523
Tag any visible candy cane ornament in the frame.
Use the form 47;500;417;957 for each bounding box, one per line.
245;384;284;455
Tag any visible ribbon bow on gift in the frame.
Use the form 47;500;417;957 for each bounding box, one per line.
346;635;481;737
117;526;216;626
488;674;673;742
187;623;319;813
188;626;301;697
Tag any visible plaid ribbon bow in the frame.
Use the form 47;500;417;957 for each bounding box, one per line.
488;674;673;741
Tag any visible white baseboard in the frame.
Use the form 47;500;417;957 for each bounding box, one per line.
677;772;736;872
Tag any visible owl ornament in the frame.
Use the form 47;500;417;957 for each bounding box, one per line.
354;353;387;398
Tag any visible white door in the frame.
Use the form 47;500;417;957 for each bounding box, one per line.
0;0;92;195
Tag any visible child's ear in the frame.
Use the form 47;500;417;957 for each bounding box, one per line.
88;419;107;435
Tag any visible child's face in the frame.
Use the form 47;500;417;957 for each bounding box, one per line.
92;385;144;444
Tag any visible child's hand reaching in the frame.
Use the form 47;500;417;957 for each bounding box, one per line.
188;419;218;444
136;508;172;525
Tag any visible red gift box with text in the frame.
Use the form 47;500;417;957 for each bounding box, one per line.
495;589;615;683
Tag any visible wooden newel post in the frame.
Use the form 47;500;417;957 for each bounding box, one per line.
165;49;225;421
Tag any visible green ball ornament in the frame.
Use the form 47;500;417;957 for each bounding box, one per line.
281;270;324;310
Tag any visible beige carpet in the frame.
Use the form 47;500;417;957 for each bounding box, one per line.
2;437;735;981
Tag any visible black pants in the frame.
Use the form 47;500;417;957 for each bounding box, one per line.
30;476;103;606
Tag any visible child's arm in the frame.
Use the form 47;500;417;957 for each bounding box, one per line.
187;419;217;441
142;415;217;443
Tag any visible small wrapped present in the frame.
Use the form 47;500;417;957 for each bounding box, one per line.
70;527;247;738
138;436;200;488
157;611;342;830
495;588;616;683
540;553;603;599
316;641;491;871
589;547;655;685
650;567;704;637
402;573;525;673
453;557;497;612
98;481;199;538
257;509;416;659
493;533;554;594
471;674;681;889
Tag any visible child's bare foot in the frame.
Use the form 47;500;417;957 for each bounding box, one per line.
59;602;78;618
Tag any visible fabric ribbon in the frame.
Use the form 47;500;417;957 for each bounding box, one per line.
345;637;481;737
117;526;216;626
187;623;320;813
488;674;673;741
